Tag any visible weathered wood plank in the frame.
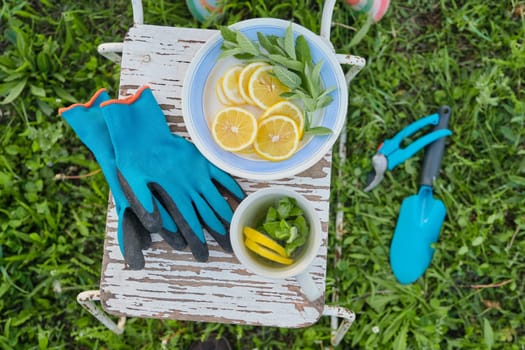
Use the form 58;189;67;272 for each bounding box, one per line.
100;24;332;328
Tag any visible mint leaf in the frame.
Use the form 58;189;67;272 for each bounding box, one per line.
295;35;312;64
277;197;294;219
267;54;303;71
277;219;291;240
310;60;324;96
289;205;304;217
258;32;280;55
285;234;306;256
273;66;302;90
218;48;244;60
280;91;300;99
304;111;311;130
318;86;336;98
265;206;278;222
284;23;296;59
302;96;317;112
220;26;237;43
264;35;287;55
236;31;259;56
285;216;309;255
305;126;333;135
303;62;317;97
233;53;258;60
315;94;333;109
222;40;238;49
286;226;299;244
294;215;309;236
276;37;286;52
263;219;292;241
261;221;280;239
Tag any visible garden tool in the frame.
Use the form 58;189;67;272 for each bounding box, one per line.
100;86;246;262
363;111;453;192
59;89;186;270
390;106;452;284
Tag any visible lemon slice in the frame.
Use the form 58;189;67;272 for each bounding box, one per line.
254;115;300;161
211;107;257;152
260;101;305;139
222;65;246;105
215;77;233;105
234;145;255;155
245;238;294;265
243;227;287;257
248;66;290;110
239;62;268;105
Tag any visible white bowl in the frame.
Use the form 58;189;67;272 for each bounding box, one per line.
182;18;348;180
229;187;322;281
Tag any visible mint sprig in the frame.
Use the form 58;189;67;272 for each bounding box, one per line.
256;197;309;257
219;23;335;136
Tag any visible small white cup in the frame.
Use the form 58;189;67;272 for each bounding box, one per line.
230;187;322;301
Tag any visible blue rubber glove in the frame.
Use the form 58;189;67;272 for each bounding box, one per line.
100;86;245;261
59;89;186;269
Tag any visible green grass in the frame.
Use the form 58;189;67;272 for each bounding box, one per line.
0;0;524;349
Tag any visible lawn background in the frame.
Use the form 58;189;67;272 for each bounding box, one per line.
0;0;524;349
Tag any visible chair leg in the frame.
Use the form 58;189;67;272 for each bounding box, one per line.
322;305;356;346
324;48;364;347
77;290;126;335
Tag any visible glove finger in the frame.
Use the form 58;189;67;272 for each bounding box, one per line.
150;182;209;262
117;169;162;233
118;207;152;252
119;207;148;270
158;228;187;250
209;164;246;201
190;192;227;234
191;193;232;252
200;180;235;222
156;199;187;250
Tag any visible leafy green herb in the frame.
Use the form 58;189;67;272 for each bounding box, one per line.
256;197;309;256
219;23;334;136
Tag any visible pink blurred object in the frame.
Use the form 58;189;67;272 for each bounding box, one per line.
346;0;390;22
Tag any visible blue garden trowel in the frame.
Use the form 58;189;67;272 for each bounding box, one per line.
390;106;452;284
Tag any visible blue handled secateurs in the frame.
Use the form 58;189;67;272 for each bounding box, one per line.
363;112;452;192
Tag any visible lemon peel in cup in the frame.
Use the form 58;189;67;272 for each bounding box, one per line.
244;238;294;265
243;226;288;257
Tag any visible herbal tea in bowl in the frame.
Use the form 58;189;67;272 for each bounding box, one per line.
230;187;322;301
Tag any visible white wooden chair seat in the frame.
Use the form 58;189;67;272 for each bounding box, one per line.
77;1;365;346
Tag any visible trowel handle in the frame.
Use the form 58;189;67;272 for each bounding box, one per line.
420;106;451;187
